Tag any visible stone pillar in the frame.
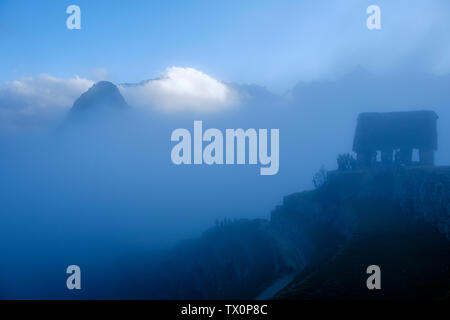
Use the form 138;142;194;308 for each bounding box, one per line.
419;149;434;166
399;148;412;165
381;149;393;164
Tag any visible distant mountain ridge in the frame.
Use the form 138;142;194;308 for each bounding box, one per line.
67;68;450;117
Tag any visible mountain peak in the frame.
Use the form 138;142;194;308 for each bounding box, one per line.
69;81;129;117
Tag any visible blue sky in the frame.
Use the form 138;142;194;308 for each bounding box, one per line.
1;0;450;91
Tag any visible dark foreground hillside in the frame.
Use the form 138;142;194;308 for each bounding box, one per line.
276;199;450;300
120;167;450;300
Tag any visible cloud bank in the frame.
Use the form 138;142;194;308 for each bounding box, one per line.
119;67;237;112
0;68;237;121
0;74;94;115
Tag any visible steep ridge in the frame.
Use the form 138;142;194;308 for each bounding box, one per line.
138;167;450;300
276;167;450;300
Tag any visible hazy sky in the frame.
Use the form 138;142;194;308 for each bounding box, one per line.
1;1;450;298
1;0;449;91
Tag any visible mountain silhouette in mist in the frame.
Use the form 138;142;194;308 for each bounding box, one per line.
68;81;129;121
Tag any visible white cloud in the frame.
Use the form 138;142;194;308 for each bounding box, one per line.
119;67;238;112
0;67;237;121
0;74;93;115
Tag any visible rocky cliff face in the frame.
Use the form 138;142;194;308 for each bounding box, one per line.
275;167;450;300
264;167;450;299
394;167;450;240
326;166;450;240
270;188;356;272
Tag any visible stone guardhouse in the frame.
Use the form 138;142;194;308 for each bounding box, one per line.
353;110;438;166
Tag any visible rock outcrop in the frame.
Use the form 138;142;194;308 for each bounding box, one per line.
394;167;450;240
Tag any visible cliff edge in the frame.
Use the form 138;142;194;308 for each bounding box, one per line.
274;166;450;300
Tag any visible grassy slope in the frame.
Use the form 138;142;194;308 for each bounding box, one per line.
276;200;450;300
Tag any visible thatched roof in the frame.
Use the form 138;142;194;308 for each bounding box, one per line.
353;111;438;152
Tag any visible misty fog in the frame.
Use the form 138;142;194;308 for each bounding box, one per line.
0;68;449;298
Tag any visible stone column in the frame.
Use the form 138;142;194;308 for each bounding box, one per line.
399;148;412;165
381;149;393;164
419;149;434;166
